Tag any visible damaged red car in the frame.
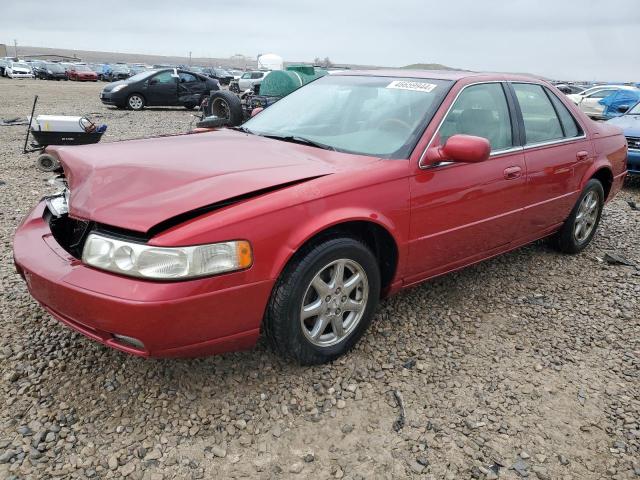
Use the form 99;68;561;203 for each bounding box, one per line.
13;71;627;364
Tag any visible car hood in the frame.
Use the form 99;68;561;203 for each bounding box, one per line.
606;114;640;137
102;80;127;92
48;129;378;233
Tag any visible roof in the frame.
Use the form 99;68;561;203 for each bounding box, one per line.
332;69;545;83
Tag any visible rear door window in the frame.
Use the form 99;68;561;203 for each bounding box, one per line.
545;88;582;138
512;83;563;144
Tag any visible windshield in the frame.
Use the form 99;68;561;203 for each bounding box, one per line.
214;68;230;76
627;102;640;115
75;65;91;72
46;63;64;72
113;66;129;72
243;75;452;158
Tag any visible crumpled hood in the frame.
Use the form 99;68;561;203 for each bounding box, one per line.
48;129;377;233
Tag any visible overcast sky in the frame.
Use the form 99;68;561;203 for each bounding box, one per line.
2;0;639;81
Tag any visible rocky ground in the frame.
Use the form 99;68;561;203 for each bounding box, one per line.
0;79;638;480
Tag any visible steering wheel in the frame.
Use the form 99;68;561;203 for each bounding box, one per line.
379;118;411;131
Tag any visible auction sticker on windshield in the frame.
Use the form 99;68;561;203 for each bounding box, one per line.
386;80;437;93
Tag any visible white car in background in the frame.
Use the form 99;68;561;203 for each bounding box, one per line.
5;61;34;79
567;85;639;119
238;70;269;92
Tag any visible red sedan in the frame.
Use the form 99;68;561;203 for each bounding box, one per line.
13;71;627;364
67;64;98;81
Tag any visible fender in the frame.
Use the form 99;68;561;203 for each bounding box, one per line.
268;206;409;282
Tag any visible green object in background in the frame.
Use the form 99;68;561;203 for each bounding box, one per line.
259;65;328;98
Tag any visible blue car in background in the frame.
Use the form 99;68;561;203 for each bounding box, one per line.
607;102;640;175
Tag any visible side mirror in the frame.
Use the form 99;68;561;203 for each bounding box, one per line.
617;104;630;113
425;134;491;165
148;79;158;85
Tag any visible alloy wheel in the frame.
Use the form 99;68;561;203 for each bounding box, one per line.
128;95;143;110
574;191;599;243
300;259;369;347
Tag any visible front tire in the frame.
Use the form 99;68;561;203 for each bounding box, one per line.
127;93;145;110
553;179;604;254
265;238;381;365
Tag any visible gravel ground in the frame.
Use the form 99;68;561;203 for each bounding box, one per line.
0;79;639;480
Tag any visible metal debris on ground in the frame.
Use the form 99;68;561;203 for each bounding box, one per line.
602;252;639;269
392;390;406;432
0;117;30;126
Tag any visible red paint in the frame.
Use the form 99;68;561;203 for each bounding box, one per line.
67;67;98;82
13;71;627;357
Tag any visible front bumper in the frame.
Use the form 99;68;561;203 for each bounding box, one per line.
10;72;33;78
100;91;125;106
627;149;640;175
13;202;273;357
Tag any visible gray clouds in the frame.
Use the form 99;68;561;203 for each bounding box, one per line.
2;0;639;80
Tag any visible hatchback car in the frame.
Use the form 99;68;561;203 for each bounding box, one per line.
100;68;219;110
13;71;627;364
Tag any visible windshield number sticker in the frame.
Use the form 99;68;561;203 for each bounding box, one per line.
386;80;437;93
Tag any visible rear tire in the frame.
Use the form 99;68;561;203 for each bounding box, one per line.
552;179;604;254
265;238;381;365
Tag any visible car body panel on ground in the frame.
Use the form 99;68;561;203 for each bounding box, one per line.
14;70;627;358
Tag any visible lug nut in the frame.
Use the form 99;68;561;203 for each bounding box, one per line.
325;296;331;302
335;287;341;294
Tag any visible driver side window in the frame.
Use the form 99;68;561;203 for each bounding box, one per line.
439;83;513;151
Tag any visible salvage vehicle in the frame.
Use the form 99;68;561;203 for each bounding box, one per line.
567;85;640;120
104;64;131;82
67;64;99;82
606;101;640;175
5;61;33;79
554;83;585;95
35;62;68;81
14;71;627;364
236;70;269;92
100;68;219;110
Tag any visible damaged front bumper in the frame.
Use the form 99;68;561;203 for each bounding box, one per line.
13;201;273;357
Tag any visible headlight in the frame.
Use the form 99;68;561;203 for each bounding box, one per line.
47;70;52;74
110;84;127;93
82;233;253;280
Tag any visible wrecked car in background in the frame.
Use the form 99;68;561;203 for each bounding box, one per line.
568;84;640;120
100;68;219;110
13;71;627;364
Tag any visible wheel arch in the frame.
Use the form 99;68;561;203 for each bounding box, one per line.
271;215;401;297
588;166;613;200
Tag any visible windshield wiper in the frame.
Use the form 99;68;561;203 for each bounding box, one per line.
229;125;254;134
259;134;336;151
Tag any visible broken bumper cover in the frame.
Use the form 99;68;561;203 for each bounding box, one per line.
13;201;273;357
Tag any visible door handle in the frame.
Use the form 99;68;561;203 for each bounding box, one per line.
576;151;589;161
503;166;522;180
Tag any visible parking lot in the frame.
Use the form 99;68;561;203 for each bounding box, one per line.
0;79;639;479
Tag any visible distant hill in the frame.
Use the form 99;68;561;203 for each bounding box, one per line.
402;63;462;71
